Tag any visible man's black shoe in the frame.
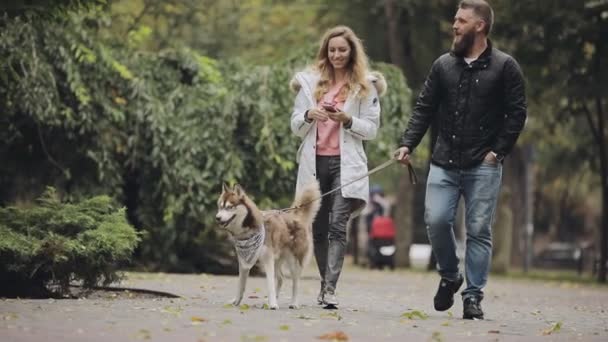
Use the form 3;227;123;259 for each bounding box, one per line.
433;274;464;311
463;296;484;320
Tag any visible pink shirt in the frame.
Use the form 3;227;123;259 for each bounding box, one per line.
316;82;346;156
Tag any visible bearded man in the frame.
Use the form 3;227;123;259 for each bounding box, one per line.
395;0;527;319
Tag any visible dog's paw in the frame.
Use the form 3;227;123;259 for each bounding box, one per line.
269;303;279;310
228;298;242;306
288;303;300;309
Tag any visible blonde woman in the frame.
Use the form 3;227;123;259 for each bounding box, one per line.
290;26;386;307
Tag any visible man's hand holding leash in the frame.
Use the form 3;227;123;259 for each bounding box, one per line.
394;146;411;165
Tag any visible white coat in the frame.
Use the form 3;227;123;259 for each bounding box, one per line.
290;69;387;212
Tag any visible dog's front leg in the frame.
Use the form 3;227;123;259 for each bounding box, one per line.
230;266;250;306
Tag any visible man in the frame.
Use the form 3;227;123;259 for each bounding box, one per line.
395;0;526;320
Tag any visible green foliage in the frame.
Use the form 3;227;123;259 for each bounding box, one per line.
105;0;337;63
0;188;140;297
368;62;416;165
490;0;607;236
0;7;413;273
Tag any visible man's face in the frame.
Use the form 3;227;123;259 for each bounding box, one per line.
451;8;483;57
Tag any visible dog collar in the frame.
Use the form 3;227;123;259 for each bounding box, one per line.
234;224;265;269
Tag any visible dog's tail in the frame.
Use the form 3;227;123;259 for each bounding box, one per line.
291;181;322;229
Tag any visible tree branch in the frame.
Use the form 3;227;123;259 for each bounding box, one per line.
126;0;155;35
595;96;606;143
582;102;601;144
36;123;69;178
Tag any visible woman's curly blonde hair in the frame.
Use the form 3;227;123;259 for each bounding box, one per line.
313;26;371;102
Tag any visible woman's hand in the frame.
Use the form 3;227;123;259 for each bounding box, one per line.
307;108;329;122
327;110;351;124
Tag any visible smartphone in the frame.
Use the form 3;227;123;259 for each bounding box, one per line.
322;102;337;112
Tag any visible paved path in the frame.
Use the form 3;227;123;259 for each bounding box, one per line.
1;265;607;341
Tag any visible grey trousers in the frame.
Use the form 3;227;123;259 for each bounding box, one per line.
313;155;354;293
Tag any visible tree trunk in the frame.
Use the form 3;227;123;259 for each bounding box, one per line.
492;188;513;274
522;145;535;272
384;0;414;268
383;0;407;72
597;97;607;283
394;173;413;267
506;146;526;268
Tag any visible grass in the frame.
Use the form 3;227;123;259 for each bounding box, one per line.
350;260;608;287
496;268;607;287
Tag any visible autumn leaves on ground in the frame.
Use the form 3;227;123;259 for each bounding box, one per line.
2;267;607;341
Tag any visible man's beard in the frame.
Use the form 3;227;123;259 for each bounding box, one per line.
451;30;475;57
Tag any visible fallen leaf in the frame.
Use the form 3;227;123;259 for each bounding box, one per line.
488;330;500;334
135;329;151;340
241;334;268;342
162;306;182;315
248;295;260;299
401;310;428;320
441;322;450;327
222;319;232;325
297;315;315;320
3;313;18;320
222;303;233;308
191;316;207;323
320;312;342;320
239;304;250;311
431;331;443;342
279;325;290;331
542;322;562;335
317;331;349;341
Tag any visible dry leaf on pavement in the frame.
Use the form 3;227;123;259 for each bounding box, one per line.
542;322;562;335
317;331;349;341
191;316;207;323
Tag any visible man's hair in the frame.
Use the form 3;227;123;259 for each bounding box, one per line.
459;0;494;36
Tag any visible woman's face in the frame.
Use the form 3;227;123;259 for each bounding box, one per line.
327;36;351;70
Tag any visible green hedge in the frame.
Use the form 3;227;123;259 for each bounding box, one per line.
0;188;140;297
0;9;412;273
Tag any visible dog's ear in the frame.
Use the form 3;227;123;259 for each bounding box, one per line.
234;184;244;197
222;182;230;194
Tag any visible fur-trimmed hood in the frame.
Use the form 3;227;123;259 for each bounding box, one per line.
289;70;387;96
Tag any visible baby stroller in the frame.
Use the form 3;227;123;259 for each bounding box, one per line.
367;215;396;269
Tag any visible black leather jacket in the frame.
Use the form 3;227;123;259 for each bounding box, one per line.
399;42;527;169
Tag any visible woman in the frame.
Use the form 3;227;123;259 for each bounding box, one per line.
290;26;386;307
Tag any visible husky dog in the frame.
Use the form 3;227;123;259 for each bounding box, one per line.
215;182;321;309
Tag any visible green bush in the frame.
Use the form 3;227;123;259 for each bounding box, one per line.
0;9;412;273
0;188;140;297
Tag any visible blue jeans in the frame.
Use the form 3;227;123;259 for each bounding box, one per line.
425;161;502;300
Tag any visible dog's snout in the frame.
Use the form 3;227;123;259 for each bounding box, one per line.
215;214;221;222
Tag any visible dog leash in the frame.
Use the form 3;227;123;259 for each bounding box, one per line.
279;157;417;213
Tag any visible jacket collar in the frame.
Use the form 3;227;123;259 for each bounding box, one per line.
452;39;493;69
